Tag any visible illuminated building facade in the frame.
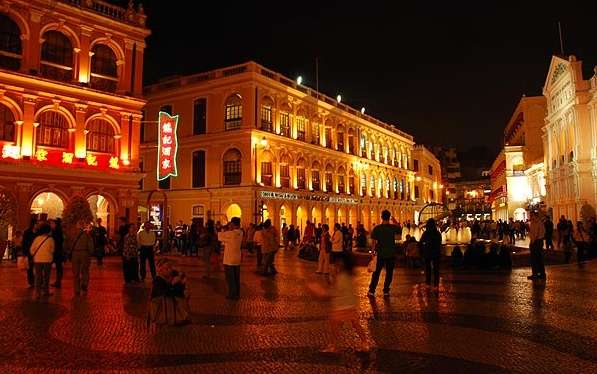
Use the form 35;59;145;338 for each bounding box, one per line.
140;62;416;232
412;145;443;223
490;96;547;221
0;0;149;235
542;55;597;222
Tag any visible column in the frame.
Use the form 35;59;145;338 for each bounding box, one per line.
119;39;135;94
27;11;42;73
74;104;87;158
130;114;141;163
133;42;145;97
119;112;131;163
20;96;36;157
78;26;92;84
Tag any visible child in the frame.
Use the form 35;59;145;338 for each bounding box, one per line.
148;259;190;326
308;252;371;352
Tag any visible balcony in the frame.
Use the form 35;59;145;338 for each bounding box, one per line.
40;63;73;83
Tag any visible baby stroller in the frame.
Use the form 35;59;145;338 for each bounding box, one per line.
298;240;319;262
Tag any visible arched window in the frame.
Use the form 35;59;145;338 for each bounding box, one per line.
360;133;367;157
296;158;306;189
280;154;291;188
336;125;345;152
347;128;355;155
312;122;320;145
400;179;405;200
86;118;115;153
0;103;15;142
370;174;376;197
36;111;69;148
223;148;242;185
337;166;346;194
40;31;73;82
393;177;398;199
90;44;118;92
224;94;242;130
348;169;355;195
260;151;273;186
369;139;375;159
0;14;22;71
393;146;399;167
325;164;333;192
385;176;391;198
296;110;306;141
260;96;273;132
360;173;367;196
311;161;321;191
325;124;333;149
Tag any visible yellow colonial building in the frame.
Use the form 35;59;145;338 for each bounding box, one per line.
140;62;417;232
411;145;443;223
542;55;597;222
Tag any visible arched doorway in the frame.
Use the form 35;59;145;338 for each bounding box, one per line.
88;194;112;235
226;203;242;222
30;192;64;219
261;203;269;222
280;204;289;227
349;206;357;227
311;206;322;225
324;207;332;225
337;208;344;225
296;205;308;233
513;207;527;221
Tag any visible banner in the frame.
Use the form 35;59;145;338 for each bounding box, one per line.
157;111;179;181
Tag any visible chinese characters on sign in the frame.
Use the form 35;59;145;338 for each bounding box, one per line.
157;111;179;181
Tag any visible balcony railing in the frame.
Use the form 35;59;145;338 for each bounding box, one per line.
40;63;73;82
59;0;147;27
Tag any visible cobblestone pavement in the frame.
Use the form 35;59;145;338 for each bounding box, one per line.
0;251;596;373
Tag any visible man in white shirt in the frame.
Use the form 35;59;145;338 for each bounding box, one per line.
218;217;243;299
137;222;157;281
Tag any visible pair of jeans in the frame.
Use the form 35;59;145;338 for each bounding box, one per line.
530;240;546;278
425;257;440;286
34;262;52;295
72;251;91;293
368;257;395;294
139;246;156;281
224;265;240;299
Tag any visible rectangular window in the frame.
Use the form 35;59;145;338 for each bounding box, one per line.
349;176;354;195
260;105;272;132
192;205;205;217
360;136;367;157
430;189;434;200
414;159;419;172
338;175;345;194
296;117;305;141
348;136;354;154
325;128;333;149
312;170;320;191
225;104;242;131
280;164;290;188
280;112;290;137
415;186;420;198
297;168;306;189
428;165;433;175
193;98;206;135
325;172;333;192
360;174;367;196
223;160;241;185
370;143;375;159
192;150;205;188
261;161;273;186
337;132;344;152
159;176;171;190
312;124;320;145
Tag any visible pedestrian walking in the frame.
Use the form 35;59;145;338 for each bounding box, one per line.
544;217;554;251
117;217;129;254
122;224;140;284
93;218;107;266
69;222;95;296
367;210;401;297
49;219;64;288
261;219;279;275
253;224;264;269
200;219;219;278
22;217;38;288
331;223;344;274
316;224;331;275
137;222;157;282
420;219;442;288
527;211;546;280
282;223;289;250
31;223;54;299
218;217;243;300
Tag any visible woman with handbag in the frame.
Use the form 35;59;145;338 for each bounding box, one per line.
31;223;55;299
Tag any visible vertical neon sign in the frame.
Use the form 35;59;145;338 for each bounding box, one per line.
157;111;179;181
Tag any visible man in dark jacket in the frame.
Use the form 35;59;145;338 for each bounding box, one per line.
367;210;401;297
22;217;38;288
419;218;442;288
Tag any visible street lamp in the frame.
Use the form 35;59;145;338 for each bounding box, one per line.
297;76;303;85
336;94;342;103
361;107;365;114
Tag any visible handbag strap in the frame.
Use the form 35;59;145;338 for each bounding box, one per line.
71;231;84;252
31;235;50;258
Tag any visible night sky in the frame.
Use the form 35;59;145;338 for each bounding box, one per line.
137;1;597;156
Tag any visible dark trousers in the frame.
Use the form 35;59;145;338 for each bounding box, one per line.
224;265;240;299
54;259;63;286
34;262;52;295
262;251;277;274
96;245;104;265
425;257;440;286
122;257;139;283
368;257;395;293
139;246;156;281
545;235;554;250
256;246;263;267
530;240;546;278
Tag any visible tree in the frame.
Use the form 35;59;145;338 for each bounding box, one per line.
61;195;93;235
0;191;16;240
